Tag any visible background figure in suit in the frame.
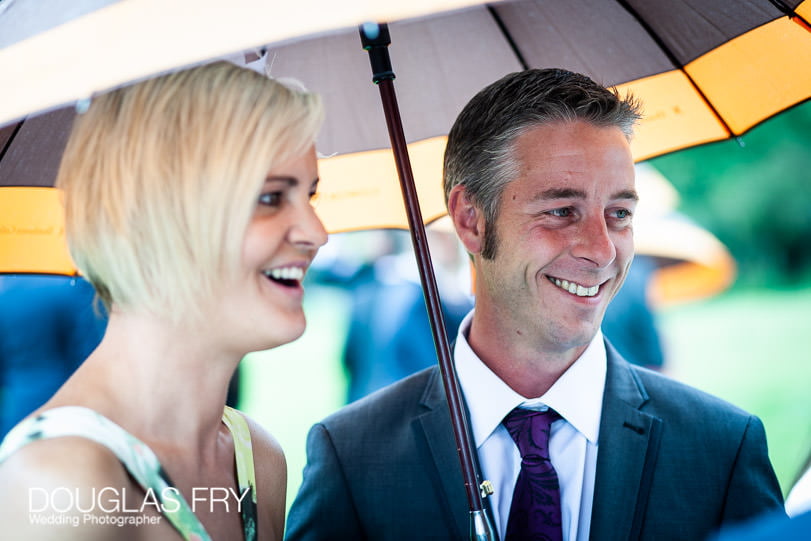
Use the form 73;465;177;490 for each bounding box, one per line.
285;68;784;541
342;222;473;403
601;254;665;371
0;275;106;437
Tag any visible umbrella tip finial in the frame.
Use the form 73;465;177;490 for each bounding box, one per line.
360;22;380;40
75;98;91;114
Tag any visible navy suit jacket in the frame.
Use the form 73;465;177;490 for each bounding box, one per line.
286;343;784;540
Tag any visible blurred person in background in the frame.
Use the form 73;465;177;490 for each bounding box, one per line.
0;275;107;438
601;255;665;371
341;219;473;402
0;61;326;540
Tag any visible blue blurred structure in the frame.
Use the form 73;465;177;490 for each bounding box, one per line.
343;263;472;403
0;275;107;437
333;224;474;403
602;255;666;370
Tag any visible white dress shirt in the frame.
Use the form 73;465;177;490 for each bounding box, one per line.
454;310;607;541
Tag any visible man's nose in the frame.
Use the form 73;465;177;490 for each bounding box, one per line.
571;215;616;267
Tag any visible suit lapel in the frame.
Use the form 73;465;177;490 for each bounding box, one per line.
415;367;470;539
590;344;663;541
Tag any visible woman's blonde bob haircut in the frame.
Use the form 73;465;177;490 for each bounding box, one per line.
56;61;323;321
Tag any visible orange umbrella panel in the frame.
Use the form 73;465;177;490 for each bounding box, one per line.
0;187;78;275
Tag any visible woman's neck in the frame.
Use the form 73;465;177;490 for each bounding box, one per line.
46;309;242;452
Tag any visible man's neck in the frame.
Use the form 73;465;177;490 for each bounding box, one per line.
466;315;590;398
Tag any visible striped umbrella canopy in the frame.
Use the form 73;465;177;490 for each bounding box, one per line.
2;0;811;275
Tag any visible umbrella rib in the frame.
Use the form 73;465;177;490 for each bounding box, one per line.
486;5;530;70
767;0;811;32
0;119;24;164
613;0;735;139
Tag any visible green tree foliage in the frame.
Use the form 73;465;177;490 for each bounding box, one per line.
649;101;811;287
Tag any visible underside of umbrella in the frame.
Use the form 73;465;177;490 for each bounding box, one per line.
0;109;76;275
269;0;811;233
2;0;811;273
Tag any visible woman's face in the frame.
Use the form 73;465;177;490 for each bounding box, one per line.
219;145;327;354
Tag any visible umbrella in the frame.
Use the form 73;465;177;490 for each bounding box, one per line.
5;0;811;257
3;1;811;213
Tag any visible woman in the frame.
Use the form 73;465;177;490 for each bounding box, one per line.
0;61;327;540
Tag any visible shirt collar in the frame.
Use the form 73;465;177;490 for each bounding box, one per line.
454;310;606;448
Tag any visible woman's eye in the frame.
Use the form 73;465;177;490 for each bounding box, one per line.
258;192;282;207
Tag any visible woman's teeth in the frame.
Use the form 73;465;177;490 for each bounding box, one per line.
264;267;304;285
548;277;599;297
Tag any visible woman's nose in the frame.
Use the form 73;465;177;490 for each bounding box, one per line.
290;201;328;251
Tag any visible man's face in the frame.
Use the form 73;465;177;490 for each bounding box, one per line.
474;121;637;355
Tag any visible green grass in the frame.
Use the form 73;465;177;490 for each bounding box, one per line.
658;287;811;497
239;285;811;509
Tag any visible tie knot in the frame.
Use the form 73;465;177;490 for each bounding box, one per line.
502;407;560;459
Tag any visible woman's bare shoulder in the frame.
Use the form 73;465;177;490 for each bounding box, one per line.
240;413;286;541
1;434;127;484
0;436;135;540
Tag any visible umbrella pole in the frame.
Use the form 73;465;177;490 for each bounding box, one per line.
359;23;497;541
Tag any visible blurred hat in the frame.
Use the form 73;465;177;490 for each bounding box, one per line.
634;163;736;307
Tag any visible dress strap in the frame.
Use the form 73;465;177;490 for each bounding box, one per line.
0;406;210;541
221;406;258;541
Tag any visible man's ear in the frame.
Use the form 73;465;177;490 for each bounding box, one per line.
448;185;484;255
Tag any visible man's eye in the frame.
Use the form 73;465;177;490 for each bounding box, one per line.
259;192;282;206
614;209;632;219
549;208;573;218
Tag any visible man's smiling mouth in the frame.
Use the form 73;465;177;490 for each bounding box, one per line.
547;276;600;297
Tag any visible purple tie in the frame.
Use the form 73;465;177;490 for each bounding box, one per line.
502;407;563;541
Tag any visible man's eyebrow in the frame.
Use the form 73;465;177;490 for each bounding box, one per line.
530;188;639;201
534;188;587;200
612;189;639;201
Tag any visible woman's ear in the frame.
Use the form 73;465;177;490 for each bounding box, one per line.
447;185;484;255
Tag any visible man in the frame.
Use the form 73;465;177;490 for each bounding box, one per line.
285;69;784;541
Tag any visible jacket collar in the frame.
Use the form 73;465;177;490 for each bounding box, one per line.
590;342;663;541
